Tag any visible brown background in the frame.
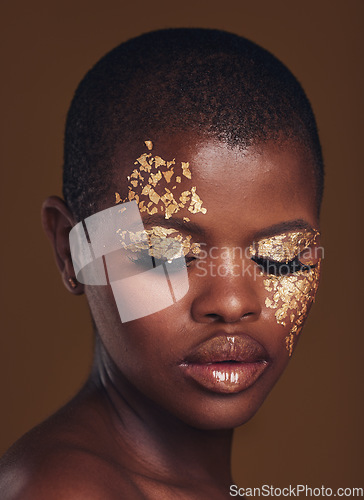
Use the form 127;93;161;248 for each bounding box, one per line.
1;0;363;491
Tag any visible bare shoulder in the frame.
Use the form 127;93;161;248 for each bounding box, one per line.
0;389;144;499
0;432;142;500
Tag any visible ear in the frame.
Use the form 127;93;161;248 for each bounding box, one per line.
41;196;84;295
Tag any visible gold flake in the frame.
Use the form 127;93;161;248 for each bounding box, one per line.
135;153;152;172
154;156;166;168
181;162;191;179
149;190;160;204
115;192;122;204
162;169;174;183
179;191;191;205
188;186;207;214
161;191;174;206
165;202;179;219
183;217;190;222
176;176;181;183
149;171;162;186
145;140;153;150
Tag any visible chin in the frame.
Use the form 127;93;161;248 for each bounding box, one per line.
172;390;270;431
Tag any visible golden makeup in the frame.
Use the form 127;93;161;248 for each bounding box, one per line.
115;140;207;220
249;229;321;356
116;226;201;262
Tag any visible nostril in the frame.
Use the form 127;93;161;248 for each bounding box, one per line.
205;313;221;321
204;311;255;323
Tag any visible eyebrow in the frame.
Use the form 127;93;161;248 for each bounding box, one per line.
253;219;316;239
141;214;206;236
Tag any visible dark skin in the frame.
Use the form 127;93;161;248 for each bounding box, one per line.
0;135;319;499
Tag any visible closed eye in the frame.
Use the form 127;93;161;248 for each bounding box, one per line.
251;256;317;276
127;249;197;271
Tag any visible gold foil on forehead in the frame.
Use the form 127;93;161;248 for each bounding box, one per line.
135;153;152;172
116;140;207;220
149;171;162;186
181;162;192;179
154;156;166;168
188;187;207;215
162;169;174;183
179;191;191;205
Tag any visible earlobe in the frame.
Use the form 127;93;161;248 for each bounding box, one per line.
41;196;85;295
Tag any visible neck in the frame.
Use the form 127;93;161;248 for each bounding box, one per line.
90;338;233;489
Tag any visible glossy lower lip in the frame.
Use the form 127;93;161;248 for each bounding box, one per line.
180;360;269;394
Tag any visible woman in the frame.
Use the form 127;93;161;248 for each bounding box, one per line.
0;28;323;499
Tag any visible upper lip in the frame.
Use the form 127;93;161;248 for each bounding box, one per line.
181;332;270;365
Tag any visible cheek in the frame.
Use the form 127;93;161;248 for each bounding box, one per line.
262;263;321;355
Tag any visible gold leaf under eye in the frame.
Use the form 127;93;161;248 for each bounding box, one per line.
250;229;321;356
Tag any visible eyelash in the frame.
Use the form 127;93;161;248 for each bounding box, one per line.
125;245;316;276
251;256;316;276
127;249;197;270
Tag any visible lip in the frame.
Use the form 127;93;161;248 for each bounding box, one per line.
179;333;270;394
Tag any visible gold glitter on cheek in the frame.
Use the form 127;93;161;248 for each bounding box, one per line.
264;263;321;356
250;230;322;356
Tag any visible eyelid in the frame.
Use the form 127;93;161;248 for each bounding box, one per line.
249;229;320;262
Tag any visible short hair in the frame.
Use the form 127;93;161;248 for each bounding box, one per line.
63;28;324;222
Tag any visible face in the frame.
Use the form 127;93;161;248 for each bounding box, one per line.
85;134;321;430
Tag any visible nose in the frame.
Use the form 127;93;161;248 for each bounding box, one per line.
190;252;262;324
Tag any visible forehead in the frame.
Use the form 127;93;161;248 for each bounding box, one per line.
111;135;318;239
